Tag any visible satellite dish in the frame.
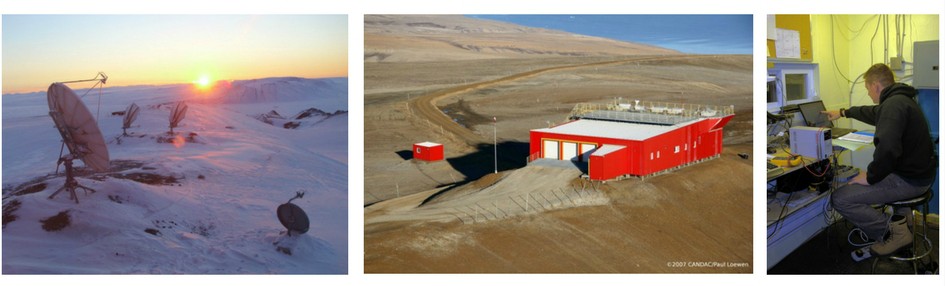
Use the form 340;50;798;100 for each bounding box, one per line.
46;81;110;203
277;192;310;236
122;103;140;136
169;101;188;133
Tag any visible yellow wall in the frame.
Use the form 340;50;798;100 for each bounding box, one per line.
807;14;939;167
810;14;939;126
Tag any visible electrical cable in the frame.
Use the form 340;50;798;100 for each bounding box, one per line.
767;130;804;240
847;215;894;247
830;16;853;83
899;15;906;59
836;15;878;40
847;73;865;116
848;227;876;247
801;157;831;177
895;15;900;58
870;15;881;64
768;179;798;240
823;151;844;226
910;15;916;63
884;15;888;63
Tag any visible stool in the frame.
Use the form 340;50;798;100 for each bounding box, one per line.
871;188;935;274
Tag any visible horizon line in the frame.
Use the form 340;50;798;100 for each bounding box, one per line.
2;75;349;96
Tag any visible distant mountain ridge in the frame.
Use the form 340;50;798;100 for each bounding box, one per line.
3;77;347;113
201;77;347;111
254;107;348;129
365;15;680;62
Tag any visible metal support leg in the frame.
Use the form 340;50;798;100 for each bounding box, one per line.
48;157;96;204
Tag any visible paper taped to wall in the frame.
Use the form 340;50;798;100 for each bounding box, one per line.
775;28;801;59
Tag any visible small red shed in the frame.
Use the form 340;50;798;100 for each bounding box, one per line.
413;141;444;161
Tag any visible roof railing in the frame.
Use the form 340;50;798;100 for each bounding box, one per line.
568;100;734;123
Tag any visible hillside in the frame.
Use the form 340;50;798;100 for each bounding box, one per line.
365;15;681;62
365;144;752;273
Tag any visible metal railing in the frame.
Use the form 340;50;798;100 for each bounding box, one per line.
568;100;734;124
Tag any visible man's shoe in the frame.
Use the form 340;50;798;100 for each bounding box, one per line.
870;215;913;256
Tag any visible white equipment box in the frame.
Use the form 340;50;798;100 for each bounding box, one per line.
790;126;831;160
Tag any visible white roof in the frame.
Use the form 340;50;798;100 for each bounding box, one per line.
415;141;442;147
532;119;698;141
591;144;626;156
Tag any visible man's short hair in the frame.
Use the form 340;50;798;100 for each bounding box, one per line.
864;63;895;87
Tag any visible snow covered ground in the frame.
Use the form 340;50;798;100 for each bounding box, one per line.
1;77;347;274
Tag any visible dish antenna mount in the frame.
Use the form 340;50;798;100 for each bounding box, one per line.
46;73;110;204
168;101;188;134
277;192;310;236
122;103;140;136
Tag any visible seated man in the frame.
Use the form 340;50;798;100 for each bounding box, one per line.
822;63;936;261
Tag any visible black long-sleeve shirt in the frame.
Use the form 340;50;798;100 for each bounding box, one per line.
845;83;936;186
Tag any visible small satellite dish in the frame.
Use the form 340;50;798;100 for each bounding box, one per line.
169;101;188;134
277;192;310;236
47;80;110;203
122;103;140;136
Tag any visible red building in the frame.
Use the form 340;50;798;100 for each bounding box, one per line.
529;102;734;180
413;141;444;161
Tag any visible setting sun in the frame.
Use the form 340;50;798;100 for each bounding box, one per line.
195;75;211;89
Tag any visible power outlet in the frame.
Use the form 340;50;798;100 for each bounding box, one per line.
889;56;904;71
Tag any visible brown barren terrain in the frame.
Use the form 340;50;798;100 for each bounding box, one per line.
364;15;752;273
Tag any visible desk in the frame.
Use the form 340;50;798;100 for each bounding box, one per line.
766;188;836;269
766;152;845;269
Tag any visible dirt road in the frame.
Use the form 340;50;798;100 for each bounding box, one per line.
407;55;713;146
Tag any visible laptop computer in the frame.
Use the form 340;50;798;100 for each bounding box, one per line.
797;100;856;139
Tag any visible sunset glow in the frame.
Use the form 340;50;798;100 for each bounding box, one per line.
194;75;212;90
2;15;348;94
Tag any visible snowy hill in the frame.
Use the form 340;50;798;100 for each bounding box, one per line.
1;77;348;274
200;77;347;111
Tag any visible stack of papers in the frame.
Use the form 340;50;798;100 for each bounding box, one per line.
837;132;874;143
833;131;874;151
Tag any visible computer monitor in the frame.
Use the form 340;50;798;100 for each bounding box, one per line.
797;100;834;128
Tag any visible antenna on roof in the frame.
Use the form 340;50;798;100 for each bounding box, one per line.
168;101;188;134
122;103;140;136
46;78;110;204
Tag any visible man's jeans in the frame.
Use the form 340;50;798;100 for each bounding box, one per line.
831;173;929;240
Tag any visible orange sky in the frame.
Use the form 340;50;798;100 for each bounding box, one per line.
2;15;347;94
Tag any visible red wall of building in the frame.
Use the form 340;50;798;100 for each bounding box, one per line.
589;146;628;180
530;114;733;178
530;130;640;164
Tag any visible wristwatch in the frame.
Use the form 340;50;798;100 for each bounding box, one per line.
840;108;846;118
